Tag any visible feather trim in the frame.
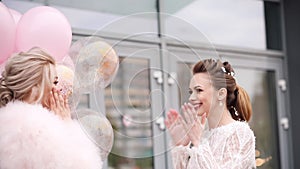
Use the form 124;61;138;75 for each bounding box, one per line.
0;101;103;169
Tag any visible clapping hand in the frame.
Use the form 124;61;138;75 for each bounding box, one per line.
49;88;71;120
165;109;191;146
181;103;206;147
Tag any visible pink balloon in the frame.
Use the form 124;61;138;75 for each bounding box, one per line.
0;2;16;64
0;62;5;78
8;8;22;24
16;6;72;61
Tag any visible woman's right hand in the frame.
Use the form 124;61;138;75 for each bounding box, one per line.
181;103;206;147
165;109;191;146
49;88;71;120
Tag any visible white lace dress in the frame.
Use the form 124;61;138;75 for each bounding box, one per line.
171;121;256;169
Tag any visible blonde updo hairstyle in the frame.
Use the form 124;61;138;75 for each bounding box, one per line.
0;47;56;108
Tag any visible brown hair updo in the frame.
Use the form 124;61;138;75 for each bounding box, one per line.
192;59;252;121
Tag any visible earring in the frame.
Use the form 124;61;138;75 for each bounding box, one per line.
232;106;238;116
219;101;223;106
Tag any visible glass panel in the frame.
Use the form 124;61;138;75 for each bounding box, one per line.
77;94;90;109
177;62;280;168
4;0;158;35
177;62;193;106
164;0;266;49
105;57;153;169
236;69;280;169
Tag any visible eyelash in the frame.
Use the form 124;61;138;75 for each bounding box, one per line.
196;89;203;93
189;89;203;94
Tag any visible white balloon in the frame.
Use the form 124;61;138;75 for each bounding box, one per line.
76;108;114;160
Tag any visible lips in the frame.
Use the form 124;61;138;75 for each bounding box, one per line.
192;103;202;110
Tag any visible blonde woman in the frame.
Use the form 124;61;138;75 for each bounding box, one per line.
165;59;256;169
0;47;103;169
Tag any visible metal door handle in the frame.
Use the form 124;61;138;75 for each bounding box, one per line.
280;117;289;130
155;116;165;130
153;71;163;84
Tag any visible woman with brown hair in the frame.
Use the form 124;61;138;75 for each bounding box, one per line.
165;59;256;169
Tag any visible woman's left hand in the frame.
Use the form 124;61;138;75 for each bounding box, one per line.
181;103;206;147
49;88;71;120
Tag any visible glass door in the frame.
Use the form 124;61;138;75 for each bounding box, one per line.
221;56;290;169
236;68;279;168
102;41;167;169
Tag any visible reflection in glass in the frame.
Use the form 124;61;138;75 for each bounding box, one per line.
177;62;193;106
164;0;266;49
8;0;158;34
105;58;153;169
236;69;280;169
177;62;280;168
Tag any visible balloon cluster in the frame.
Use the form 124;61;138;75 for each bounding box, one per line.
69;37;118;159
0;3;72;64
0;3;117;160
70;36;119;91
57;38;118;159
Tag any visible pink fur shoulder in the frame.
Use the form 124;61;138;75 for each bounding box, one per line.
0;101;103;169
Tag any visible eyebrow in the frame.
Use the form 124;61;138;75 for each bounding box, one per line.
194;85;202;89
189;85;202;90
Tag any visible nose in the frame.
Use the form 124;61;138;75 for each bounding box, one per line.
189;92;197;102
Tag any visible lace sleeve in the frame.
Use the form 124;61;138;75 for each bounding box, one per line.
172;122;256;169
171;145;191;169
187;140;219;169
187;133;255;169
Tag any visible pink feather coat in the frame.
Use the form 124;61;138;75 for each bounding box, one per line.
0;101;103;169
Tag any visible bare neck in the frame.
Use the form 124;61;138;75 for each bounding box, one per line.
208;107;235;129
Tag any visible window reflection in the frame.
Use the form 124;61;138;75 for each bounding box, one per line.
237;69;280;169
164;0;266;49
105;57;153;169
8;0;158;34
